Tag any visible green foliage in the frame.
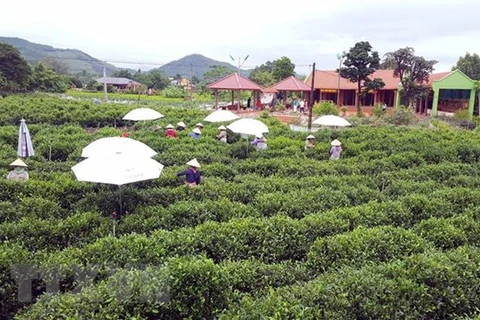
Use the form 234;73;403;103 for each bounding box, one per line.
161;85;185;99
452;52;480;80
385;105;416;125
0;42;31;93
384;47;437;105
312;101;338;116
2;95;480;318
372;103;385;117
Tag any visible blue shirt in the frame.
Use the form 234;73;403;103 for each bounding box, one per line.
177;168;201;184
189;133;200;139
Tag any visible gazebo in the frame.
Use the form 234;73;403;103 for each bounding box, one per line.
207;73;264;110
267;76;311;106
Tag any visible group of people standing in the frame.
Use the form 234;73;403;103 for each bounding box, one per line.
305;135;343;160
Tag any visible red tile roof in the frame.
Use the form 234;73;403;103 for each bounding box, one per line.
305;70;450;91
207;72;264;90
268;76;311;92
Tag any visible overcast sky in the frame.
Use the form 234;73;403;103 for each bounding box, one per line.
2;0;479;74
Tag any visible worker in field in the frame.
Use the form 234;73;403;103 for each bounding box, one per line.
165;124;177;138
177;158;201;187
330;139;342;160
176;121;186;131
216;125;227;143
195;123;204;132
305;135;315;150
6;159;29;182
189;128;202;139
252;134;267;150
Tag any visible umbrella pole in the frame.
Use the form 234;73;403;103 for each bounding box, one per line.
119;186;123;217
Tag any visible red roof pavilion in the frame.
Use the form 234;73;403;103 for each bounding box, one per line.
207;73;264;110
207;72;263;91
268;76;311;92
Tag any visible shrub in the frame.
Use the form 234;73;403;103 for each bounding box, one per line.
385;105;415;125
312;101;338;116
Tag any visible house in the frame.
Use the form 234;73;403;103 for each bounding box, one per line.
305;69;476;116
96;77;142;91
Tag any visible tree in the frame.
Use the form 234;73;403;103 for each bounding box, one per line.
40;57;69;75
191;75;201;85
340;41;384;112
111;69;133;79
29;63;70;93
452;52;480;80
272;57;295;82
135;69;169;90
0;42;31;93
203;65;231;85
383;47;437;107
249;61;274;86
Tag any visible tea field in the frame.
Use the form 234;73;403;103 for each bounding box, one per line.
2;95;480;319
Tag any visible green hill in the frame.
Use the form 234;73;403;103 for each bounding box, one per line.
159;54;250;79
0;37;117;76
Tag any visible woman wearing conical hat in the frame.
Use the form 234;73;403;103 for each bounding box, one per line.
176;121;186;131
165;124;177;138
189;128;202;139
216;125;227;143
177;159;201;187
6;159;29;182
330;139;342;160
305;135;315;150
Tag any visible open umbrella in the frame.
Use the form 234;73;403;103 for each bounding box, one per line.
18;119;34;158
227;118;269;136
313;115;351;127
72;154;164;234
72;154;164;186
81;137;157;158
122;108;164;121
204;110;240;123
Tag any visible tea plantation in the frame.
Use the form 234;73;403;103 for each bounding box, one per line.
2;95;480;319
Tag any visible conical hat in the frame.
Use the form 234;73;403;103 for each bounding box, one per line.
177;121;186;127
195;123;204;127
166;124;174;129
186;158;201;168
331;139;342;146
218;125;226;130
193;128;202;134
306;135;315;140
10;159;27;167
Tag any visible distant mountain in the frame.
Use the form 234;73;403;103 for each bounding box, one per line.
0;37;117;76
159;54;251;79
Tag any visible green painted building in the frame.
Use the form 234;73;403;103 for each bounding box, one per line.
395;69;476;117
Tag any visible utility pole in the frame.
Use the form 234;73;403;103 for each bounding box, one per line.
308;62;316;131
336;51;346;106
190;63;193;100
230;55;249;111
103;62;108;102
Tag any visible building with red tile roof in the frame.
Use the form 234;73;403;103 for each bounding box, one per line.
304;69;474;116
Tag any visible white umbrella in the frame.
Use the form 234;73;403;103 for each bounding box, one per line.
227;118;269;136
204;110;240;123
18;119;34;158
81;137;157;158
122;108;164;121
313;115;351;127
72;154;164;226
72;154;164;186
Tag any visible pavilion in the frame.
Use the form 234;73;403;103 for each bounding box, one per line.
267;76;311;105
207;73;264;110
